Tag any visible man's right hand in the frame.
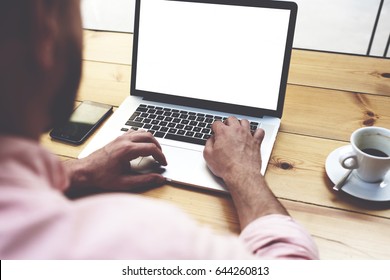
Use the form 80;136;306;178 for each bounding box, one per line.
203;116;264;186
203;117;289;230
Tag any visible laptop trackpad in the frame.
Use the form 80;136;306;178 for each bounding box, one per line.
130;145;227;192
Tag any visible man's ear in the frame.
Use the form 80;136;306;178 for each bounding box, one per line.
29;0;59;71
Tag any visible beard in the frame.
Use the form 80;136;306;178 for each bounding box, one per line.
45;41;82;131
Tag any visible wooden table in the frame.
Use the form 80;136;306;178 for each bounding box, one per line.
41;30;390;259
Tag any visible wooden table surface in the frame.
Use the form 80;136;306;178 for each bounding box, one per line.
41;30;390;259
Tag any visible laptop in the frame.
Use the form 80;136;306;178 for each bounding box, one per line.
79;0;297;192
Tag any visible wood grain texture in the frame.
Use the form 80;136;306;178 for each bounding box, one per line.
267;132;390;218
284;200;390;260
83;30;132;65
289;50;390;96
282;85;390;141
78;61;130;106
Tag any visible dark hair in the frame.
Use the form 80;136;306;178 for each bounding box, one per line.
0;0;62;41
0;1;30;41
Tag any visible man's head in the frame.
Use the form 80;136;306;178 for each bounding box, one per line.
0;0;83;139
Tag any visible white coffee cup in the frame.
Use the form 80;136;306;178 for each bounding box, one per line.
339;127;390;183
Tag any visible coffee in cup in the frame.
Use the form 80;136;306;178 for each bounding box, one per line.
339;127;390;183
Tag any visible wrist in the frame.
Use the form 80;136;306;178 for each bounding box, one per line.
63;158;93;189
224;170;289;230
222;164;261;188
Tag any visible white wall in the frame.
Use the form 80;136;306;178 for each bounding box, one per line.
291;0;389;56
81;0;135;33
291;0;380;55
81;0;390;57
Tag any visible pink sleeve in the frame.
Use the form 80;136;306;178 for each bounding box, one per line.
0;137;318;259
239;214;319;259
0;190;318;259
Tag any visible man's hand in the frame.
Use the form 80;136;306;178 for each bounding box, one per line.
204;117;288;229
203;117;265;186
63;130;167;191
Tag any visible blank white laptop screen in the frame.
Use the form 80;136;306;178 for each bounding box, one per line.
135;0;291;111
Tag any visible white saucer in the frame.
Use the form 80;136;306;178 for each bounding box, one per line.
325;145;390;201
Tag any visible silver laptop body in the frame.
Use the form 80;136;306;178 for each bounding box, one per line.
79;0;297;192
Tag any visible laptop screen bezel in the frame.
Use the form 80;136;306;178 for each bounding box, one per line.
131;0;297;118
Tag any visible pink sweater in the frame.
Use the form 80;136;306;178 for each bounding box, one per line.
0;136;318;259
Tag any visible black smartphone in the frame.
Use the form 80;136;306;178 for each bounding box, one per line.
50;101;113;145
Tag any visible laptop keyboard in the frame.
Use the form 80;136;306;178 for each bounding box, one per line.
121;104;260;146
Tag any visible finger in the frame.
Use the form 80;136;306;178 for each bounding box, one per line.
125;130;163;150
240;119;251;130
211;120;225;134
127;143;168;166
117;173;166;190
253;128;265;143
224;116;240;126
203;134;214;160
125;128;144;135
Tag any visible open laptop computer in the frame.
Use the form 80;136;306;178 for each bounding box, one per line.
79;0;297;192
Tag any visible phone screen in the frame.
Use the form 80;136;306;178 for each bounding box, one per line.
50;101;112;144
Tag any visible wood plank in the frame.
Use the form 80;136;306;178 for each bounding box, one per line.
267;132;390;218
283;84;390;142
77;61;130;106
284;200;390;260
289;50;390;96
83;30;132;65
